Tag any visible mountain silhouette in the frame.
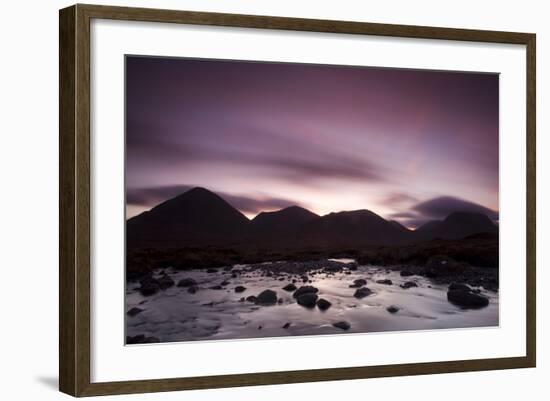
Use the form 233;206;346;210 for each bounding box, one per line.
414;211;497;241
297;209;411;247
126;187;498;249
127;187;249;248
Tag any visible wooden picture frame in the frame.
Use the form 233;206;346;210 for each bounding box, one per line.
59;3;536;397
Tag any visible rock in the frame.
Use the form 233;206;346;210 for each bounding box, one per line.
376;279;393;285
400;270;414;277
220;280;230;286
239;297;245;302
188;285;198;294
387;305;399;314
349;278;367;288
301;275;309;282
293;286;319;298
234;285;247;293
282;322;291;329
333;321;351;330
296;293;318;308
126;307;144;316
353;287;373;299
447;289;489;309
177;277;197;287
316;298;332;311
283;283;297;292
139;279;160;296
210;285;223;290
206;268;218;274
400;281;418;289
348;263;358;271
255;289;278;305
126;335;160;344
157;274;175;290
449;282;471;292
246;295;257;303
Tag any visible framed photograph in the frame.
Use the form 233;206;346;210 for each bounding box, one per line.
59;4;536;397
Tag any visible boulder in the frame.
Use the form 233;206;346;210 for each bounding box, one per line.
255;289;278;305
316;298;332;311
296;293;318;308
349;278;367;288
386;305;399;314
400;270;414;277
333;321;351;330
353;287;373;299
188;285;198;294
246;295;257;303
126;307;144;316
283;283;297;292
282;322;291;329
139;279;160;296
293;286;319;298
157;274;175;290
376;279;393;285
234;285;247;293
400;281;418;289
177;277;197;287
447;289;489;309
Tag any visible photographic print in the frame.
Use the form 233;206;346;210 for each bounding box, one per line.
125;56;499;344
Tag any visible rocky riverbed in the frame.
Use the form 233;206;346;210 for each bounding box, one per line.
125;259;498;344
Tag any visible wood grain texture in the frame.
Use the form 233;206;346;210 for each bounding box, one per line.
59;3;537;397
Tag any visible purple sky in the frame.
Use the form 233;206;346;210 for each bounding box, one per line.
126;56;499;228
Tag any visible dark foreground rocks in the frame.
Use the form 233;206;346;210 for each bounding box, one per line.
349;278;367;288
283;283;297;292
255;289;278;305
353;287;373;299
126;307;144;316
400;281;418;289
447;283;489;309
316;298;332;311
126;334;160;344
333;321;351;330
177;277;197;287
387;305;399;314
296;293;318;308
376;279;393;285
234;285;247;293
293;286;319;298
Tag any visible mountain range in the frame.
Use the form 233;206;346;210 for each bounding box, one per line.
127;187;497;249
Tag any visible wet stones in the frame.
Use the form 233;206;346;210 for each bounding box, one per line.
353;287;373;299
293;286;319;298
376;279;393;285
126;334;160;344
283;283;297;292
316;298;332;311
400;270;414;277
234;285;247;293
333;321;351;331
400;281;418;289
386;305;399;314
157;274;175;290
139;276;160;296
177;277;197;287
188;285;198;294
296;293;318;308
447;283;489;309
282;322;291;329
246;295;257;303
349;278;367;288
126;307;144;316
255;289;278;305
